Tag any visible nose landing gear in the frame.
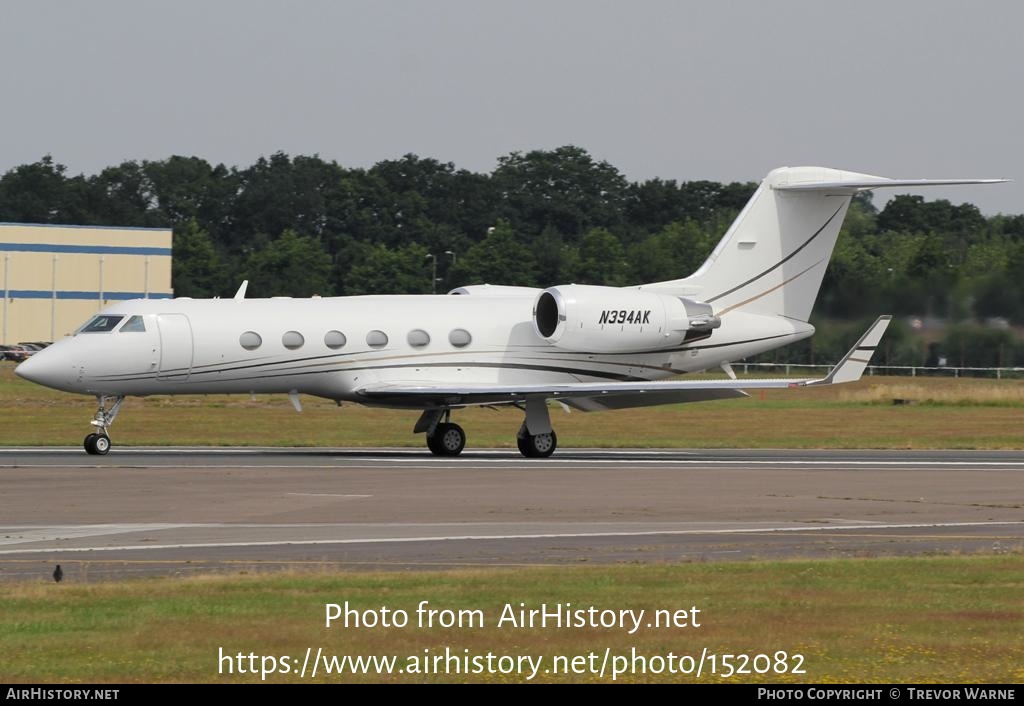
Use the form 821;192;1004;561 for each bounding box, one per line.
84;395;124;455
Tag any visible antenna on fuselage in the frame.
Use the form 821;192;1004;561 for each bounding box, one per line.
233;280;249;300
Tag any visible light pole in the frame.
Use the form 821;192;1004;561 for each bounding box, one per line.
443;250;457;290
425;253;437;294
427;252;456;293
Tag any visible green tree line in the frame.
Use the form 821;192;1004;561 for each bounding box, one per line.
2;147;1022;367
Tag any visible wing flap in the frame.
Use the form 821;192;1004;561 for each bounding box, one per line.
562;388;748;411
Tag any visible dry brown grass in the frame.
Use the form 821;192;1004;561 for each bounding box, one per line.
838;378;1024;405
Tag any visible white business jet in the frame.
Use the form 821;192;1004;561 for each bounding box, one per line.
15;167;1006;457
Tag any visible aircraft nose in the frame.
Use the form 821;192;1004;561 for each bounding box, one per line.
15;347;73;391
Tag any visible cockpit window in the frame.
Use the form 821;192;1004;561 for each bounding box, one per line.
119;315;146;333
79;315;124;333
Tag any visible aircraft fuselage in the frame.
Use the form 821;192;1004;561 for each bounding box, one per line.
18;293;812;404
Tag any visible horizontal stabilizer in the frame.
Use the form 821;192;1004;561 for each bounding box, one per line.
776;177;1009;192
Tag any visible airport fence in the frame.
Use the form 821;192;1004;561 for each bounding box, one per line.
739;363;1024;380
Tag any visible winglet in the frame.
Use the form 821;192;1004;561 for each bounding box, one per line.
233;280;249;300
809;315;892;386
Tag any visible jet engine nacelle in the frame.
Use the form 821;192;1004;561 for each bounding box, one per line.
532;284;720;353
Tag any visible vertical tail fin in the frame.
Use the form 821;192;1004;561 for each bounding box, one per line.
640;167;1006;322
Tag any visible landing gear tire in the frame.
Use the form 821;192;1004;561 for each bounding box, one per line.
84;433;111;455
517;429;557;458
83;395;123;456
427;422;466;456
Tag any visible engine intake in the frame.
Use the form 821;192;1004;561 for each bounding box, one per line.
532;285;719;354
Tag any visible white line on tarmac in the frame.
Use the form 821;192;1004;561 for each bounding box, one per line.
0;520;1018;555
0;523;186;545
286;493;372;498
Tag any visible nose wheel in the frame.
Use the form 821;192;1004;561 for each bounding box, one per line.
83;395;124;455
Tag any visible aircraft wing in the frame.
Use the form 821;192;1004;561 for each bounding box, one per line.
355;316;892;411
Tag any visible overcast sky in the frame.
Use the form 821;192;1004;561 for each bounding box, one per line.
1;1;1021;215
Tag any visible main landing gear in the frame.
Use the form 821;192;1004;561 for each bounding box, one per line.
517;425;557;458
419;408;467;457
83;395;124;455
416;397;559;459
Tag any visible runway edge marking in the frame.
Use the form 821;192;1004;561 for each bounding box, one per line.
0;520;1019;555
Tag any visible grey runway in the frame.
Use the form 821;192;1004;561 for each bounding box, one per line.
1;447;1022;582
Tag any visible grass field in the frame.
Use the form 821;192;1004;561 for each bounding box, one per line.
2;557;1023;684
3;362;1024;449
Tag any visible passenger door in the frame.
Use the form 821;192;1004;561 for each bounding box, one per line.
156;314;193;380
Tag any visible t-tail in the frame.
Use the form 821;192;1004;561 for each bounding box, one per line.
641;166;1007;322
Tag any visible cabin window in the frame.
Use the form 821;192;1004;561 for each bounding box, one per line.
366;330;388;348
448;328;472;347
119;315;146;333
407;329;430;347
282;331;305;350
80;315;124;333
324;330;347;349
239;331;262;350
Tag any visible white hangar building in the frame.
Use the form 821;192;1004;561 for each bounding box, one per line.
0;222;173;345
